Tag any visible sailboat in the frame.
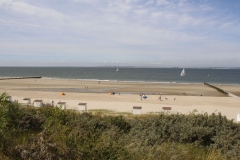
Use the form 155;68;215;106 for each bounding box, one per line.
180;68;185;76
116;68;119;72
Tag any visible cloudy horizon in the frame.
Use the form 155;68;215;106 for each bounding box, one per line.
0;0;240;67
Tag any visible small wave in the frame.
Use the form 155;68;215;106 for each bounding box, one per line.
206;83;240;86
38;77;239;86
41;77;53;79
176;83;201;85
117;80;147;83
75;79;111;82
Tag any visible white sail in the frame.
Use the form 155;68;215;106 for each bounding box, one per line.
180;68;185;76
116;68;118;72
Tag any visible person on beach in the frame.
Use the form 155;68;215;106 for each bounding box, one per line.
142;94;147;99
140;93;142;101
158;95;162;101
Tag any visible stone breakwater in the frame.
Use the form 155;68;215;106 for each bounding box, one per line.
204;82;239;98
0;77;42;80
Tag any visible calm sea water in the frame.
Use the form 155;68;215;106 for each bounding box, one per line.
0;67;239;85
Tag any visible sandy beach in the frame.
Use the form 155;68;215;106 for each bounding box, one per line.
0;78;240;121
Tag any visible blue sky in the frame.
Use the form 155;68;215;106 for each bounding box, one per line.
0;0;240;67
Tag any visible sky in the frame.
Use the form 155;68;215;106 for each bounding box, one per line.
0;0;240;67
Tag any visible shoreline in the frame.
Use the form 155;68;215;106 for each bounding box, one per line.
1;76;240;86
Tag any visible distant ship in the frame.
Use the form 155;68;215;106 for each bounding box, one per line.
180;68;185;76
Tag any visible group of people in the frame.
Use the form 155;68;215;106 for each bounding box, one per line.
139;93;176;101
140;92;162;101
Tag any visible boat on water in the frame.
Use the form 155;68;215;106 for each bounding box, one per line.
180;68;185;76
116;68;119;72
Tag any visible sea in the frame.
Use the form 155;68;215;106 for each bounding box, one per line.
0;67;239;85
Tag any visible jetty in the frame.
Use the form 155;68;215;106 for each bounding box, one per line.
204;82;239;98
0;77;42;80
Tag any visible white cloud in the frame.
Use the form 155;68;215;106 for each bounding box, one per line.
156;0;171;6
199;5;213;11
133;8;148;16
177;0;188;7
0;0;66;20
151;62;161;65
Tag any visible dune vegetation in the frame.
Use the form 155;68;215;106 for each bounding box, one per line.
0;92;240;160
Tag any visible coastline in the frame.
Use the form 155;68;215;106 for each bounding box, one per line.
0;78;239;121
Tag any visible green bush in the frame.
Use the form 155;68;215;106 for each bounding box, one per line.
0;92;239;159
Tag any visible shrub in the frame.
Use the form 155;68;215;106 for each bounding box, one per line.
0;92;240;159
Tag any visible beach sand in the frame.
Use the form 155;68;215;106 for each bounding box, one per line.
0;78;239;121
